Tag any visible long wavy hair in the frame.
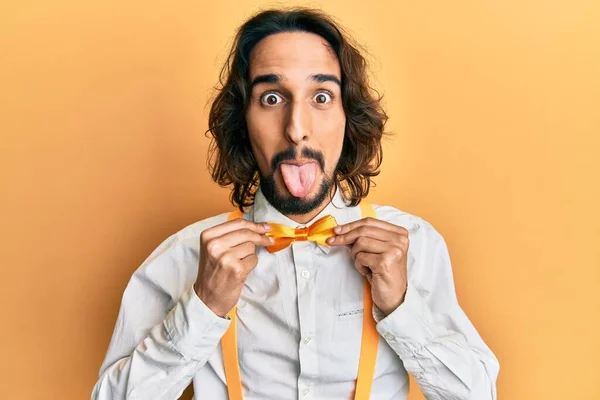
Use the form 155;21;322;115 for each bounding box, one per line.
206;7;388;211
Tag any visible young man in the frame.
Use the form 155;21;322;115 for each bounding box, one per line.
93;8;499;400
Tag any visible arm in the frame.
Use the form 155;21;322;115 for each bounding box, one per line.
376;229;499;400
92;213;272;400
91;234;230;400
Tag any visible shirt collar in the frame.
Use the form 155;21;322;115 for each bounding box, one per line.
252;185;349;254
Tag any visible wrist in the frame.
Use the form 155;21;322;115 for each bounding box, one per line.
380;286;408;316
194;282;229;318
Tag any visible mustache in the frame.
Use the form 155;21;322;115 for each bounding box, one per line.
270;146;325;172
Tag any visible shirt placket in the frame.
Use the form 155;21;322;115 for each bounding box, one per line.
291;240;318;400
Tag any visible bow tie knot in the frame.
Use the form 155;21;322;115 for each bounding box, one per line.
292;227;310;241
265;214;338;253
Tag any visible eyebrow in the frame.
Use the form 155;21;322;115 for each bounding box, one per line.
249;73;342;90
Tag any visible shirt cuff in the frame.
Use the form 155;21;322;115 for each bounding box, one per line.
163;286;231;361
376;284;442;358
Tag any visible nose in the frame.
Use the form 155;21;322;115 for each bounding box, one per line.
284;100;311;145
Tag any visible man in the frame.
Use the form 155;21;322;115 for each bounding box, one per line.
93;8;499;400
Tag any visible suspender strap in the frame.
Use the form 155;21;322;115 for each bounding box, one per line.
221;203;378;399
354;201;379;399
222;210;243;400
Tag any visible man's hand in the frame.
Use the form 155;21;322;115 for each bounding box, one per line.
327;217;409;316
194;218;274;317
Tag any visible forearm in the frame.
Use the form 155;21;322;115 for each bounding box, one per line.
92;287;229;400
377;286;499;400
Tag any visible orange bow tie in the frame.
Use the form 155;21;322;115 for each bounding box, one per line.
265;214;338;253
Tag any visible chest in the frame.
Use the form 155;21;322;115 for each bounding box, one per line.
233;242;401;394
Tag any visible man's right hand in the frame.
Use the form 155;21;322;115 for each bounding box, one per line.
194;218;273;317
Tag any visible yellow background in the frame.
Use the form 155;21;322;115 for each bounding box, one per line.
1;0;599;399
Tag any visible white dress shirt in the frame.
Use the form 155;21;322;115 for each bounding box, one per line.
92;187;499;400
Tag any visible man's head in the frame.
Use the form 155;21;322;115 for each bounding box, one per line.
207;8;387;215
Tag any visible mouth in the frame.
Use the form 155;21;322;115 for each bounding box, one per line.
278;160;319;198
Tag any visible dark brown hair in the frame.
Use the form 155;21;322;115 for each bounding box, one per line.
206;7;388;211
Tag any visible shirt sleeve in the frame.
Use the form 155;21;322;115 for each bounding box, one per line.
91;224;230;400
375;207;500;400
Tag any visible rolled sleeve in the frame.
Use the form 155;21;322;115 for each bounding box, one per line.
376;284;442;358
164;286;231;361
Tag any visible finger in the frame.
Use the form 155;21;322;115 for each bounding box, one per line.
227;241;256;260
354;251;380;276
349;236;388;258
354;261;370;278
328;225;396;246
334;217;408;236
206;229;274;258
240;253;259;273
215;252;241;275
214;251;258;278
220;228;274;248
201;217;271;242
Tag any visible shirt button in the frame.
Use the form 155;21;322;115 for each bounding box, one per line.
384;333;395;341
300;270;310;279
303;336;312;345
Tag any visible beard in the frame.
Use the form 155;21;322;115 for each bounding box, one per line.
259;146;337;216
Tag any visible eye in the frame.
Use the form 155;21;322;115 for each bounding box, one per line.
260;93;284;106
313;91;333;104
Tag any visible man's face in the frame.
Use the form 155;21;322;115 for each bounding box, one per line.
245;31;346;215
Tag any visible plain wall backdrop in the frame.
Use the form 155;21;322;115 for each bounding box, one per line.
1;0;599;399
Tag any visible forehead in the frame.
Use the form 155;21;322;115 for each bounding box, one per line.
248;31;341;81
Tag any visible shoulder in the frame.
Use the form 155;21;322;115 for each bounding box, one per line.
126;210;238;303
370;203;453;286
370;202;446;258
371;203;443;240
171;211;237;244
144;211;233;263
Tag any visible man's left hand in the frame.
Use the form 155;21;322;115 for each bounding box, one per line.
327;217;409;316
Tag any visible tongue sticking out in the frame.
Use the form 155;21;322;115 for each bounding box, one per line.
279;163;318;198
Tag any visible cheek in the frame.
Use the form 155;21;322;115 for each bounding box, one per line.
320;113;346;167
246;107;284;173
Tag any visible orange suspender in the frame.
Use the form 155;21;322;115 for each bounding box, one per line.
221;202;378;399
221;209;244;400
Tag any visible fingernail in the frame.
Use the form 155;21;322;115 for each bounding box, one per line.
268;236;275;244
263;224;271;231
327;237;335;244
333;226;341;233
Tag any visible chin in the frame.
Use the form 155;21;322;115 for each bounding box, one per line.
261;172;334;216
278;182;318;200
